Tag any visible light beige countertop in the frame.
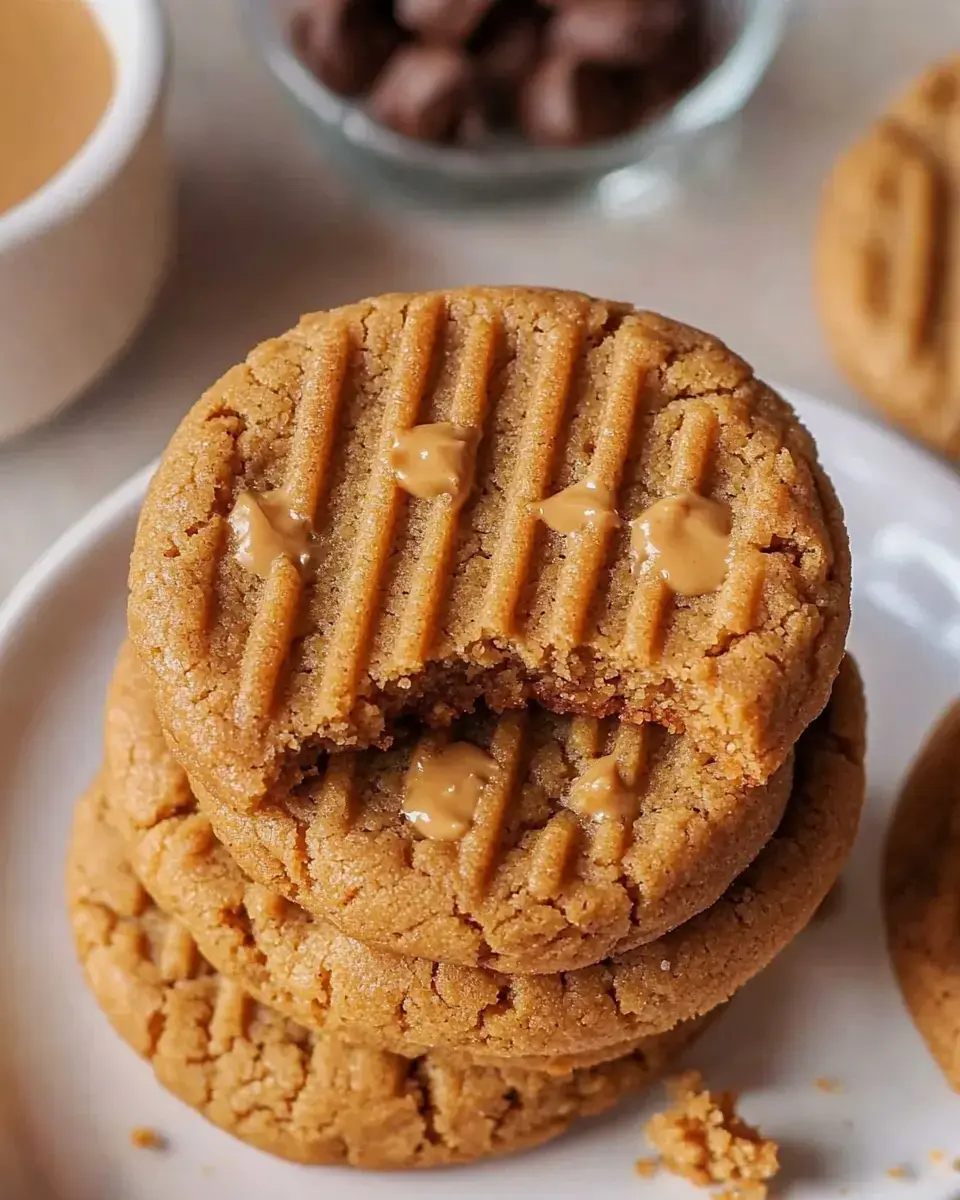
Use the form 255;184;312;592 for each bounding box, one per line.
0;0;955;601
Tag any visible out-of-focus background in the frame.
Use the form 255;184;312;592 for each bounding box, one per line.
0;0;954;600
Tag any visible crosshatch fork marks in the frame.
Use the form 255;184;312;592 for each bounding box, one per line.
236;326;351;726
457;711;527;900
620;400;723;667
315;296;445;724
862;126;941;360
545;322;665;651
391;306;501;675
478;315;586;639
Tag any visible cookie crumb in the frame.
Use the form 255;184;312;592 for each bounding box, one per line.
634;1156;658;1178
953;1156;960;1172
129;1126;165;1151
643;1071;778;1199
815;1076;842;1093
886;1165;912;1181
929;1149;946;1165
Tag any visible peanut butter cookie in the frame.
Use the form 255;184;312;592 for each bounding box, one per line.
817;57;960;456
107;642;792;974
66;782;708;1169
128;288;850;808
102;656;865;1064
884;697;960;1089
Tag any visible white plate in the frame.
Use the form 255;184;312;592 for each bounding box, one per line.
2;392;960;1200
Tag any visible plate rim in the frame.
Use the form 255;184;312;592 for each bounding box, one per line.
0;460;156;659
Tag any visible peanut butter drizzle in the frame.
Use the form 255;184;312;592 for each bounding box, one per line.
534;478;620;534
566;754;637;821
630;492;732;597
389;422;479;503
227;487;315;580
402;742;498;841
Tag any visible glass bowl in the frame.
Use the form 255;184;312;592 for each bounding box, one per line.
239;0;791;210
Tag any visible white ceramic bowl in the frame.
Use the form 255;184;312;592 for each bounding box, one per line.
0;0;171;444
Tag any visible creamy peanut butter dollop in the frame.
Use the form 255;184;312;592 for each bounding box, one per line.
535;478;620;534
566;754;637;821
402;742;498;841
389;422;478;503
227;487;315;579
630;491;732;596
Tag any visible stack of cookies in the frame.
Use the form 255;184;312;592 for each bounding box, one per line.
68;287;866;1170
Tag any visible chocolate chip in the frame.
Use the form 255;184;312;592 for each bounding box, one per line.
475;11;544;126
478;12;543;89
549;0;688;67
368;44;473;142
395;0;498;44
519;53;634;146
289;0;707;149
457;103;495;146
292;0;401;97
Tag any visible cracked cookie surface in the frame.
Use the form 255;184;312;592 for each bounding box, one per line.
128;287;850;810
102;654;866;1063
107;643;792;974
66;783;706;1168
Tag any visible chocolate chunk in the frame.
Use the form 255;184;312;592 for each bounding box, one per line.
368;44;473;142
395;0;498;44
519;53;634;146
292;0;400;97
458;103;495;146
475;10;544;125
478;12;543;89
549;0;687;67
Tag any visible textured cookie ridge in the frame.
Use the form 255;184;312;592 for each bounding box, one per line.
817;57;960;455
107;643;793;974
103;656;866;1063
67;783;706;1169
129;288;850;810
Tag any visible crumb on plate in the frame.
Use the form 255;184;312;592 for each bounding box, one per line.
129;1126;166;1151
643;1070;779;1199
929;1149;946;1165
815;1077;842;1093
634;1156;658;1178
886;1165;912;1180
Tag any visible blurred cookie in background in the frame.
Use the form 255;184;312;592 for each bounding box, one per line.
884;697;960;1089
816;56;960;458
